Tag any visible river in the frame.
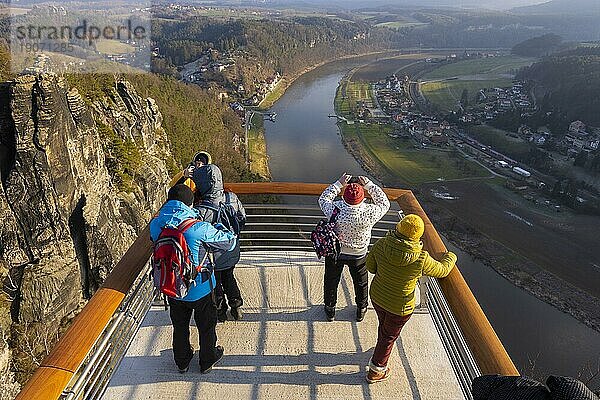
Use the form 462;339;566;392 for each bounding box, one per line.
264;58;600;385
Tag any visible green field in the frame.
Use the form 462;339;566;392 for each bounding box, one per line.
258;79;287;110
248;114;271;179
334;81;488;184
339;122;488;184
336;80;373;116
420;55;535;112
95;40;136;55
375;21;428;29
421;79;513;112
423;56;535;80
467;125;531;160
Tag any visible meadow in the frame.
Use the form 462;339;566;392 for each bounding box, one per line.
335;80;374;117
422;56;535;80
421;78;513;112
247;113;271;179
95;40;136;55
375;21;429;29
419;55;535;112
335;81;488;184
339;122;488;184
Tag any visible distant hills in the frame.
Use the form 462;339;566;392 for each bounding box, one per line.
512;0;600;15
308;0;543;9
204;0;547;11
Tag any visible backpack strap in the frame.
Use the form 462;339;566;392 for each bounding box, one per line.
198;201;220;211
177;218;200;233
330;207;340;223
225;191;231;204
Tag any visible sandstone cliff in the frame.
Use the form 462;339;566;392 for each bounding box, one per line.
0;73;174;390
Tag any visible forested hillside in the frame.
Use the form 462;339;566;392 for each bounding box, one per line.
153;16;396;87
512;34;565;57
65;73;250;181
517;50;600;126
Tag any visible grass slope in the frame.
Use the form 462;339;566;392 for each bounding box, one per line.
421;79;513;112
423;56;535;79
420;55;535;112
335;82;488;184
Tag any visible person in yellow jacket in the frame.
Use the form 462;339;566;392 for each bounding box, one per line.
169;151;213;193
365;214;457;384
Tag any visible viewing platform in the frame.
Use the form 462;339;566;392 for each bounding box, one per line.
16;183;518;400
104;251;464;399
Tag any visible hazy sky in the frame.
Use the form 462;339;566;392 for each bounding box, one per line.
262;0;549;10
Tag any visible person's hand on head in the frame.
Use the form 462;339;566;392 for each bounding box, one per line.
183;165;195;178
358;176;370;186
338;173;352;185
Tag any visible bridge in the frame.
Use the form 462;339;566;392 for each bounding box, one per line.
16;183;518;400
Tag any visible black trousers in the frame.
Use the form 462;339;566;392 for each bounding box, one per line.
215;267;243;311
168;295;218;370
324;254;368;309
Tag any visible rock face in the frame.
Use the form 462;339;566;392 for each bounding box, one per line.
0;73;173;388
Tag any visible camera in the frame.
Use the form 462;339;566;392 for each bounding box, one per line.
348;176;360;184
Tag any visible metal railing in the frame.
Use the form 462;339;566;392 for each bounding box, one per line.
428;278;480;399
16;182;517;400
60;263;155;400
240;204;428;313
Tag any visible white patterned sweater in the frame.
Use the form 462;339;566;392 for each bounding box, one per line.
318;179;390;257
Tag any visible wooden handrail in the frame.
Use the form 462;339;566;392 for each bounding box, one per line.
17;182;516;399
397;191;518;376
224;182;411;200
17;226;153;400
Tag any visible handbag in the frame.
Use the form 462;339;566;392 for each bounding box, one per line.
310;207;341;259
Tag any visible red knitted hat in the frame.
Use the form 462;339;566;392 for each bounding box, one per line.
343;183;365;205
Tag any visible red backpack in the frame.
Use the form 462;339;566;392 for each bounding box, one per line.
152;219;203;299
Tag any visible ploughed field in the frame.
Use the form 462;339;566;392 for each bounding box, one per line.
419;179;600;300
351;55;429;81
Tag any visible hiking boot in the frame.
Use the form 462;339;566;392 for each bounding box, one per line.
178;347;194;374
217;308;228;323
366;367;391;384
356;307;367;322
324;305;335;322
201;345;224;374
230;307;243;320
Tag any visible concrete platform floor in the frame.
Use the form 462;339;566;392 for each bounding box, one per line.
104;251;465;400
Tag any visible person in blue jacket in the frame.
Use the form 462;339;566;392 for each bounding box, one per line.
150;184;237;374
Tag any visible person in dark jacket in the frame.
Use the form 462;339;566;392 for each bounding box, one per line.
150;184;236;374
192;163;246;322
169;151;212;194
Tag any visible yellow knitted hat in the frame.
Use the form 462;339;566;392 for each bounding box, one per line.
396;214;425;240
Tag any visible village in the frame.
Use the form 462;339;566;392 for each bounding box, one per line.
343;72;600;214
179;48;281;105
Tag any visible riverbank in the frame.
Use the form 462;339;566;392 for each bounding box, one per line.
257;50;401;111
247;50;401;176
248;113;271;179
333;64;600;334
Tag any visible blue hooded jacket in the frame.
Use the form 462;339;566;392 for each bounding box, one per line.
150;200;237;302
